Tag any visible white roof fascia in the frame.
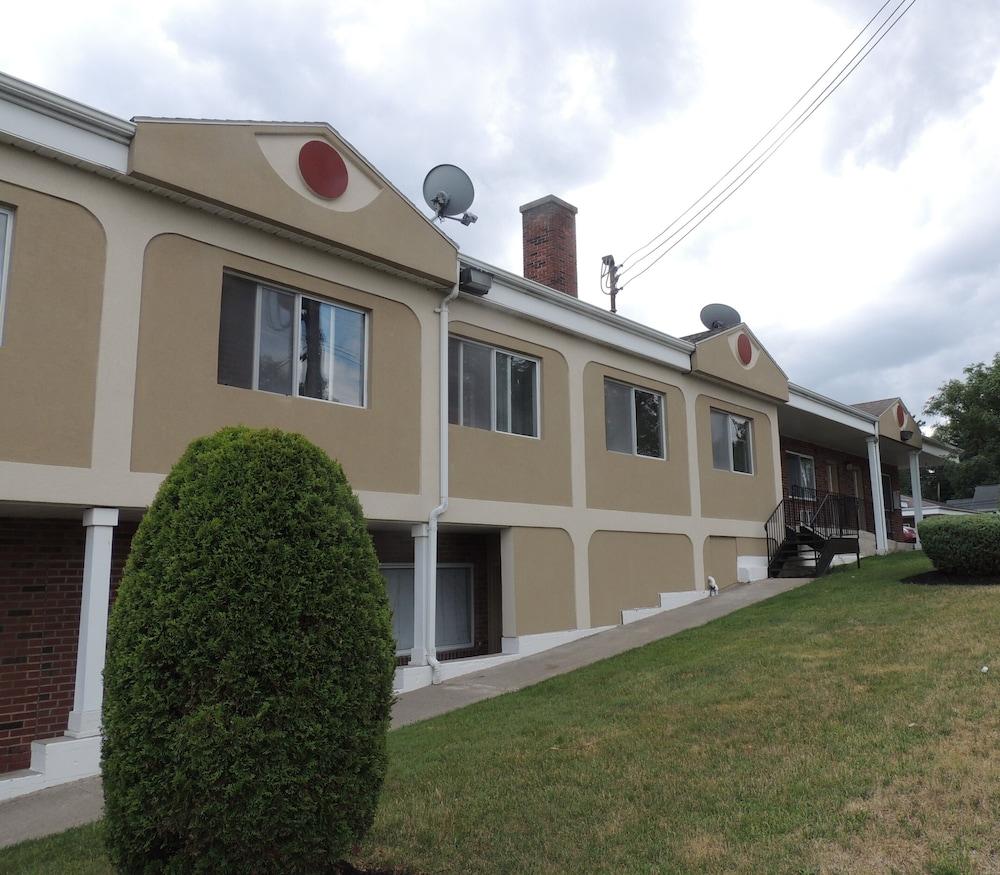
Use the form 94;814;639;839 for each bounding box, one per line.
788;382;877;432
0;72;133;173
460;255;693;372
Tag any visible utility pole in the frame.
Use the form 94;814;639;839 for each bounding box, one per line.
601;254;622;314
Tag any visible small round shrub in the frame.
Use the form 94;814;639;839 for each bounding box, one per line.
918;513;1000;577
102;426;395;874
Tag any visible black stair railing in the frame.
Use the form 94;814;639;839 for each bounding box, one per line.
766;487;861;574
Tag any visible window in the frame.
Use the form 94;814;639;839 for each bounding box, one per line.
787;452;816;497
218;272;367;406
381;564;474;655
604;378;665;459
448;337;539;437
711;409;754;474
0;207;13;344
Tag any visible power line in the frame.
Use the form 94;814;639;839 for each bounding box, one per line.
620;0;916;290
620;0;895;270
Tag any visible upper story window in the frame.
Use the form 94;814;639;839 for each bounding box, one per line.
0;207;13;344
217;273;367;407
604;378;665;459
448;337;539;437
711;408;754;474
787;451;816;496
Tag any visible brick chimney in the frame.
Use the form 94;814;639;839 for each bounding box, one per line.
519;194;578;297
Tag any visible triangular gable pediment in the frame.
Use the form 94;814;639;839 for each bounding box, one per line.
690;325;788;402
128;119;456;286
875;397;923;449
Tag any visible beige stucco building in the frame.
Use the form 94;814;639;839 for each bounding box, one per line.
0;73;954;799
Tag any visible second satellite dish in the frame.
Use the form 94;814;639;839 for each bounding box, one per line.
423;164;478;226
700;303;742;331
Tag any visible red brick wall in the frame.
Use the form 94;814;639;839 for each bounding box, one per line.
778;438;904;540
520;196;578;297
0;518;137;773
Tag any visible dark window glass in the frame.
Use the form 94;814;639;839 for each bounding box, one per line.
604;380;633;453
332;306;365;405
461;342;492;429
495;352;511;433
218;274;257;388
298;297;330;400
257;287;294;394
634;389;663;458
732;417;753;474
711;410;730;470
509;355;537;436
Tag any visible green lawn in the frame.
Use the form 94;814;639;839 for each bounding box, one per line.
3;552;998;874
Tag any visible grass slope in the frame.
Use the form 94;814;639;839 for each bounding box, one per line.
3;553;998;874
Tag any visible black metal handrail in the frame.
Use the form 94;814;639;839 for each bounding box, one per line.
765;488;861;571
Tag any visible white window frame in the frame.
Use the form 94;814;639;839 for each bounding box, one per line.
380;562;475;657
786;451;816;497
231;271;369;408
0;206;14;346
603;377;666;460
450;336;541;439
711;408;755;476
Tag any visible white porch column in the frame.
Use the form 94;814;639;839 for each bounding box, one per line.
409;524;429;667
66;507;119;739
909;450;924;547
866;436;888;555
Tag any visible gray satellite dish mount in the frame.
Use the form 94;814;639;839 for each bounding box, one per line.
423;164;478;226
700;303;742;331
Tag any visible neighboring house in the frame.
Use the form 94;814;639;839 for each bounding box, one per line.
0;73;955;799
901;495;982;522
945;484;1000;514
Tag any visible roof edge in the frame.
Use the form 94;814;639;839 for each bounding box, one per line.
0;71;134;144
459;254;695;356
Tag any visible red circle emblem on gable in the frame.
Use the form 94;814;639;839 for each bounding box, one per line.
737;333;752;366
896;404;905;426
298;140;349;199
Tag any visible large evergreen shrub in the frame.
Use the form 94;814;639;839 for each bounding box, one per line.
918;514;1000;577
102;426;395;874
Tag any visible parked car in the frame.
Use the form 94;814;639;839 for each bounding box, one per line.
902;524;917;543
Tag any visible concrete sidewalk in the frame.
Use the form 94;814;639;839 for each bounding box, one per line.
0;577;810;850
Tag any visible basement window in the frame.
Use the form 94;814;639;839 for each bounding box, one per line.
381;564;474;655
604;378;666;459
0;207;13;344
711;409;754;475
448;336;539;437
217;272;367;406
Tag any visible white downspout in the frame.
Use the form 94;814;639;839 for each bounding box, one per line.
426;273;460;684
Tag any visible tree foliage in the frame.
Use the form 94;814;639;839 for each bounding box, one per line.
924;352;1000;500
102;426;395;874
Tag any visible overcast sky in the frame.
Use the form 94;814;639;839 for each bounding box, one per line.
6;0;999;421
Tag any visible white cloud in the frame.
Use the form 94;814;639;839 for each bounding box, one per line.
4;0;999;416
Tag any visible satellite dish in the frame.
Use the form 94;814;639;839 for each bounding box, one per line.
700;303;742;331
423;164;478;225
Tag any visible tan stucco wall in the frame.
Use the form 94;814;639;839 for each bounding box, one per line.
511;527;576;635
0;181;105;467
704;536;738;589
129;122;456;286
736;537;768;557
691;326;789;402
588;531;695;627
697;394;779;521
877;401;923;450
448;321;573;506
583;362;690;515
131;234;423;492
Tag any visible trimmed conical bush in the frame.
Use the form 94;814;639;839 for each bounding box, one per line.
102;426;395;874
